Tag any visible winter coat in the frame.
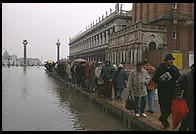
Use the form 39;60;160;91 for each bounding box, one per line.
66;63;72;79
152;63;180;104
101;64;116;81
114;68;128;89
95;66;102;78
89;65;96;80
175;70;194;110
128;68;150;97
84;65;90;79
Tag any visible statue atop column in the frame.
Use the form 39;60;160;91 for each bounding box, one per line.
110;8;112;14
120;4;123;13
23;39;28;46
115;3;119;13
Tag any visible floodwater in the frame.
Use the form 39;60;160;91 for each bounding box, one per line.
2;66;141;131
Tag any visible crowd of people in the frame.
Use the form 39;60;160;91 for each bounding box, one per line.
44;53;194;131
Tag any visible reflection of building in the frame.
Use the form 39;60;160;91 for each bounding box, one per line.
108;3;194;69
69;3;132;62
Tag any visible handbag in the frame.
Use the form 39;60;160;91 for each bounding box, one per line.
125;93;135;111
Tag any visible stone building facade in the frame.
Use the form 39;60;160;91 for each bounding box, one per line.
107;3;194;69
131;3;194;69
68;4;132;62
69;3;194;69
107;22;166;69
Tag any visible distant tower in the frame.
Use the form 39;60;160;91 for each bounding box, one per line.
56;39;60;62
23;39;28;66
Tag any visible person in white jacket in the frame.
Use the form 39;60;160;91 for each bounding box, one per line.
128;61;150;118
95;62;104;96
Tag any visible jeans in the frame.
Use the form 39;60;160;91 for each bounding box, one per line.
147;90;156;112
134;96;147;114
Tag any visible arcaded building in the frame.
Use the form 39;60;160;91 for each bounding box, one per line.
108;3;194;69
68;4;132;62
69;3;194;69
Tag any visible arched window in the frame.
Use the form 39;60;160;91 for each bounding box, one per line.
149;42;156;51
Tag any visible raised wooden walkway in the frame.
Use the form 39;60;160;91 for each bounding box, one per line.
45;70;179;131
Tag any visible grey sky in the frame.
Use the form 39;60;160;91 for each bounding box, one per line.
2;3;132;62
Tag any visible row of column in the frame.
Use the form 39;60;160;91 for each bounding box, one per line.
72;26;115;53
106;46;143;65
86;54;105;62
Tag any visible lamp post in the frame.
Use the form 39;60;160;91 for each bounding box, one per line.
23;39;28;67
56;39;60;62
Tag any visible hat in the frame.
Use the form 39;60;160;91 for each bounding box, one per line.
164;54;175;61
105;60;110;63
119;64;123;68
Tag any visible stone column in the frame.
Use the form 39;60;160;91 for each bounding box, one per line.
56;39;60;62
96;35;99;47
99;33;102;46
139;46;143;62
23;39;28;66
106;30;108;44
134;48;137;65
130;49;133;64
102;32;105;45
123;51;126;64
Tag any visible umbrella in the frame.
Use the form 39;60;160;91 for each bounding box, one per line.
73;58;87;63
45;60;53;63
171;90;189;130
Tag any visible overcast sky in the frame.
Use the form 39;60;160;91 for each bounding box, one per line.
2;3;132;62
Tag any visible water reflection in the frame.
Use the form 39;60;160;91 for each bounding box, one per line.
46;74;138;131
2;67;139;131
23;66;27;74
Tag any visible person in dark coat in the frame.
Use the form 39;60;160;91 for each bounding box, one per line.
175;64;194;131
101;60;116;100
114;64;128;101
152;54;180;128
76;62;85;88
89;62;96;92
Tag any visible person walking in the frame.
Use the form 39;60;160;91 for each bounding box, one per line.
152;54;180;128
143;58;156;114
175;64;194;131
84;62;90;91
89;62;96;93
66;61;72;82
101;60;116;100
95;62;104;96
128;61;150;118
114;64;128;101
